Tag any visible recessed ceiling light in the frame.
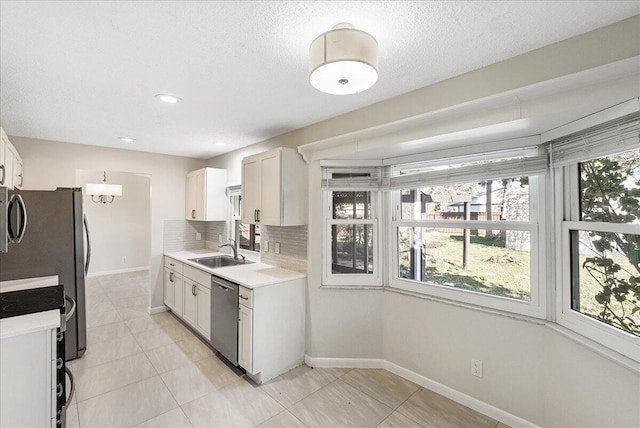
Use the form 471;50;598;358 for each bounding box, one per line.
118;136;136;143
215;142;227;147
155;94;182;104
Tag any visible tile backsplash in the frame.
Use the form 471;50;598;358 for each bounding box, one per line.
163;220;206;252
260;225;307;273
164;220;308;273
204;221;228;251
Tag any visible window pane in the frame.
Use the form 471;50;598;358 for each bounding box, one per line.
331;224;374;274
571;230;640;337
333;191;371;219
400;178;529;222
239;223;260;252
579;148;640;224
398;226;531;300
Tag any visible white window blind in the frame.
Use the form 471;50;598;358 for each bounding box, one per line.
549;111;640;167
321;167;388;190
389;155;548;189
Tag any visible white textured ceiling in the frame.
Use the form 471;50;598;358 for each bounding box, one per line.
0;1;638;159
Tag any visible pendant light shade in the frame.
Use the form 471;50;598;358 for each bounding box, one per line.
86;171;122;204
309;23;378;95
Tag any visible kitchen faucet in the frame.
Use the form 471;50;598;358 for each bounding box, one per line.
220;239;241;261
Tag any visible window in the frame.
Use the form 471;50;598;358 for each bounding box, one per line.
553;111;640;362
229;192;260;252
558;148;640;358
391;169;544;317
322;167;382;286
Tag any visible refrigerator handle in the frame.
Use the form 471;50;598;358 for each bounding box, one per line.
0;164;4;185
84;214;92;276
14;195;27;243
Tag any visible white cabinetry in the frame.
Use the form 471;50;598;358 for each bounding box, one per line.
185;167;227;221
241;147;307;226
1;311;58;427
182;265;211;341
238;286;253;372
163;257;184;317
0;127;22;189
237;278;305;384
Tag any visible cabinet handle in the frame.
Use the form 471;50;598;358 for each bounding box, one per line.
169;263;175;266
0;165;5;185
192;209;196;219
254;209;257;222
239;295;249;300
18;173;22;186
169;272;174;282
256;209;260;223
192;284;196;295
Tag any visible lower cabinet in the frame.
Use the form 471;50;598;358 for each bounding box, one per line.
238;302;253;372
183;279;211;342
237;278;305;384
164;257;210;342
1;320;57;427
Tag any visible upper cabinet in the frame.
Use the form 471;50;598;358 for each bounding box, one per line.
241;147;307;226
185;167;227;221
0;127;23;190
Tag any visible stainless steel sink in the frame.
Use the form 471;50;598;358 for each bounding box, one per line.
188;255;253;269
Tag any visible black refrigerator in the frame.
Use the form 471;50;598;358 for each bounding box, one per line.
0;187;88;360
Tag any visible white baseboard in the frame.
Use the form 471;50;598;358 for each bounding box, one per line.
305;355;384;369
87;266;149;277
148;305;168;315
305;355;538;428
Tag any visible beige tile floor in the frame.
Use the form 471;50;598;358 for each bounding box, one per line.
66;271;509;428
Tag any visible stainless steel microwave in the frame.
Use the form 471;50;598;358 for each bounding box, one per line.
0;186;27;253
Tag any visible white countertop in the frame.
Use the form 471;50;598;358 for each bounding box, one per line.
0;309;60;340
0;275;59;293
164;250;306;288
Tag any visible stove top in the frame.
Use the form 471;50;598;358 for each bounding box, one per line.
0;285;65;319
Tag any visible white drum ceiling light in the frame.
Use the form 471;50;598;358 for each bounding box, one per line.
86;171;122;204
309;23;378;95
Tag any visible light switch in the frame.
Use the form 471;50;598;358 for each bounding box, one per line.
263;241;269;252
195;232;202;241
274;242;280;254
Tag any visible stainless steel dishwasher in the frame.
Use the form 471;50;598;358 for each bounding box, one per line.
210;275;239;365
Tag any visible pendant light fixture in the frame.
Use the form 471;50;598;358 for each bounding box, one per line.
85;171;122;204
309;23;378;95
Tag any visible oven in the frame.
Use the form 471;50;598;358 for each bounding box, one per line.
0;284;75;427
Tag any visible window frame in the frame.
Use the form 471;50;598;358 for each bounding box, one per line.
388;175;547;319
228;191;260;254
322;189;382;287
555;163;640;361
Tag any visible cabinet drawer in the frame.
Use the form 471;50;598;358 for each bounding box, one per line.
164;257;183;274
238;286;253;308
184;265;211;289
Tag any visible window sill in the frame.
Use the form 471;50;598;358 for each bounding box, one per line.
320;284;384;290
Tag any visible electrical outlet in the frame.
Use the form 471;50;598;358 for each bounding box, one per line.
471;359;483;378
218;234;222;243
274;242;280;254
122;256;127;263
263;241;269;252
195;232;202;241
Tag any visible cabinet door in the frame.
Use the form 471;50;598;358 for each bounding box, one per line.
238;304;253;373
173;274;184;317
13;154;23;189
185;174;197;220
163;268;175;310
3;142;15;189
194;171;206;221
241;156;260;224
258;151;281;225
183;281;197;328
195;284;211;341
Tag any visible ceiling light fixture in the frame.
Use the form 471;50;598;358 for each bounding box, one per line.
155;94;182;104
215;142;227;147
118;136;136;143
85;171;122;204
309;23;378;95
